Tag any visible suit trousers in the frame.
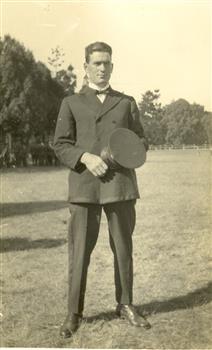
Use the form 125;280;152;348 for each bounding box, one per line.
67;200;136;314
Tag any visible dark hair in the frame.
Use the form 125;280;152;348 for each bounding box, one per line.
85;42;112;63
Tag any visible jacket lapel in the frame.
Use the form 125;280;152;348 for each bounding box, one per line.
78;85;103;115
96;88;123;120
79;86;124;121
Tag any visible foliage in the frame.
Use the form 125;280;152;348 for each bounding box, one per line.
0;36;75;143
162;99;207;145
139;90;210;145
202;112;212;144
0;35;34;138
48;46;76;96
138;90;165;145
47;45;65;75
55;64;76;96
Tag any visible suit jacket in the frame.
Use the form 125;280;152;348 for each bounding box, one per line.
54;85;147;204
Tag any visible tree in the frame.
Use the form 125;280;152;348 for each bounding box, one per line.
23;60;63;139
47;46;65;77
0;35;64;145
48;46;76;96
202;112;212;144
0;35;35;141
138;90;165;145
55;64;76;96
189;103;208;145
162;99;207;145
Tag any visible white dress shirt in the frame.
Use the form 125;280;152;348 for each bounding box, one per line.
88;82;110;103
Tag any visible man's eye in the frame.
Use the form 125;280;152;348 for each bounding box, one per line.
94;62;110;66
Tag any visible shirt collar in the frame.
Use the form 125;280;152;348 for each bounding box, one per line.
88;82;110;92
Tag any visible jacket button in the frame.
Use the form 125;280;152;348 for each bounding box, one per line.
112;120;116;124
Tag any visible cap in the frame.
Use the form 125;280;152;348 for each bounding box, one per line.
101;128;146;169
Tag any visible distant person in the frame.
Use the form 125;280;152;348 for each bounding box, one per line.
54;41;150;338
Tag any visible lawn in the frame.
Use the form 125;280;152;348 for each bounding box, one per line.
1;149;211;348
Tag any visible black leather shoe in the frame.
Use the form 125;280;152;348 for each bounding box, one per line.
60;313;83;338
116;304;151;329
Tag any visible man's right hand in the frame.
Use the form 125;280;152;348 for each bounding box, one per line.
80;152;108;177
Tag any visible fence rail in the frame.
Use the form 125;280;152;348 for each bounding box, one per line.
149;144;212;151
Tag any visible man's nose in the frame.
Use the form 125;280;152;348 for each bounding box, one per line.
99;63;106;71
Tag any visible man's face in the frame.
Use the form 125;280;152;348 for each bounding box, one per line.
84;51;113;87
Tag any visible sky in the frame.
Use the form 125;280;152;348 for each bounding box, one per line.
1;0;211;110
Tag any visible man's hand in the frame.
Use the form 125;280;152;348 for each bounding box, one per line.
80;152;108;177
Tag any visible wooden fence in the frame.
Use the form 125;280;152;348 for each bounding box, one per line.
149;144;212;151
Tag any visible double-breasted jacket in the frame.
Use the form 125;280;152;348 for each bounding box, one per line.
54;85;147;204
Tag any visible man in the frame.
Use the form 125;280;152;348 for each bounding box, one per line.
54;42;150;338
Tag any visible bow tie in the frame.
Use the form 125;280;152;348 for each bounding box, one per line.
95;87;110;95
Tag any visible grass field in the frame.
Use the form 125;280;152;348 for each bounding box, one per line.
1;150;212;348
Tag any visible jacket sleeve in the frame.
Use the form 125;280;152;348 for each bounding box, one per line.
53;97;86;171
128;98;149;151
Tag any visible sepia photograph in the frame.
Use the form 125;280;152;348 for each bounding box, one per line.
0;0;211;348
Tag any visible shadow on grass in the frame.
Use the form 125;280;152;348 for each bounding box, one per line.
1;200;68;217
85;281;212;323
0;237;67;253
138;281;212;315
1;165;65;174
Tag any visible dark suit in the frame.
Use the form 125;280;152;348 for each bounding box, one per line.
54;85;147;313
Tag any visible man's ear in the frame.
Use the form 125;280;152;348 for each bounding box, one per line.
111;63;114;73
